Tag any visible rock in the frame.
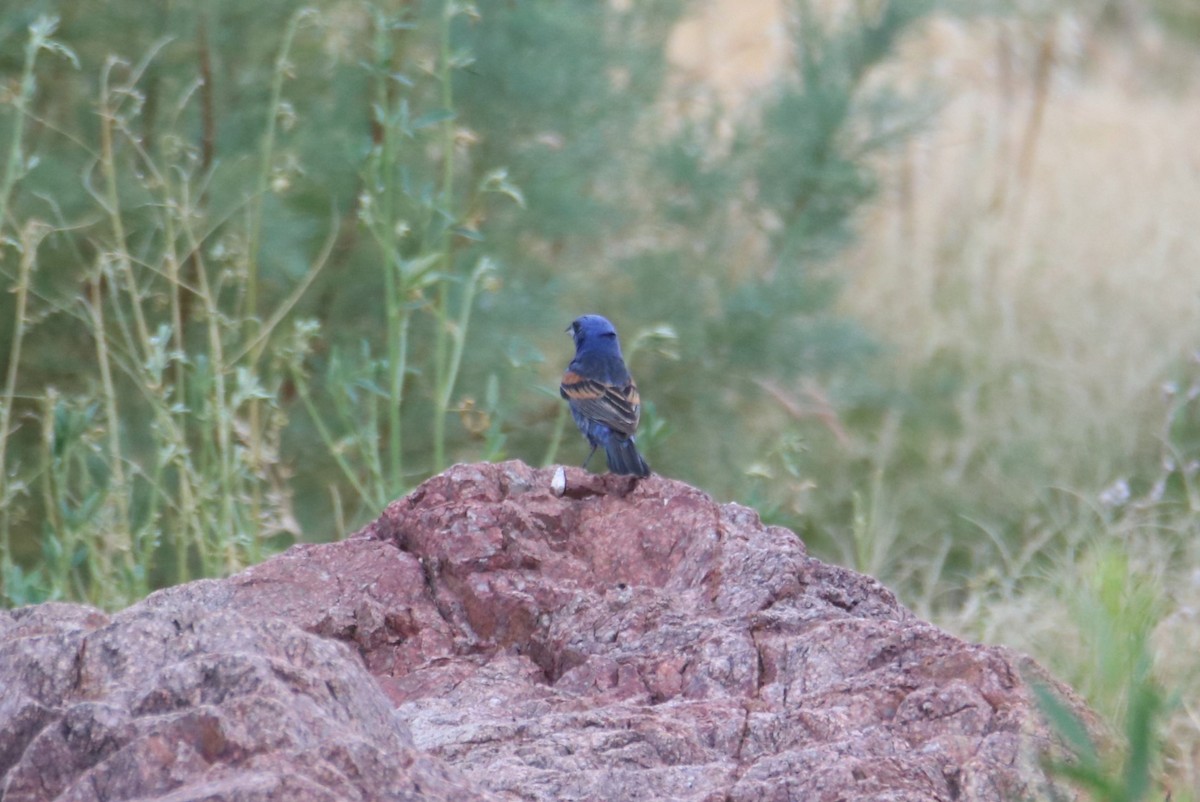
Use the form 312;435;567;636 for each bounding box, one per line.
0;462;1086;801
0;594;495;801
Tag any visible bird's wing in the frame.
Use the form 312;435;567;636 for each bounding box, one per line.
560;371;641;436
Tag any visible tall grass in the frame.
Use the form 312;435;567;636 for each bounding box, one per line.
0;6;508;606
290;2;514;516
0;14;320;606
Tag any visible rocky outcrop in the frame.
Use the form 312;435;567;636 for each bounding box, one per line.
0;462;1082;801
0;598;494;802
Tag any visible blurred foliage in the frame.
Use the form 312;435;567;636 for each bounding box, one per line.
0;0;933;606
1149;0;1200;42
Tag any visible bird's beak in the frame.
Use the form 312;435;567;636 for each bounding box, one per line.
564;324;573;334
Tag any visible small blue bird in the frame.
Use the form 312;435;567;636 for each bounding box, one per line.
560;315;651;477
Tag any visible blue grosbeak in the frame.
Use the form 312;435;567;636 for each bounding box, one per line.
560;315;651;477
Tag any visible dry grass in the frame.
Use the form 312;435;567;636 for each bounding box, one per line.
846;17;1200;446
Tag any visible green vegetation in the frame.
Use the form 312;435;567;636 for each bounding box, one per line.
1031;547;1171;802
2;0;1198;796
0;0;922;603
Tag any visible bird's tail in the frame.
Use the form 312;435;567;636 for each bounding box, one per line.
605;436;650;478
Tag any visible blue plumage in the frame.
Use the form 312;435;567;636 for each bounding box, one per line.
559;315;651;477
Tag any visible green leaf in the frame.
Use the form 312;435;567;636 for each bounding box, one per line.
1031;679;1099;765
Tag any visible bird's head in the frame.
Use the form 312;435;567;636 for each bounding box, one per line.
567;314;621;354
